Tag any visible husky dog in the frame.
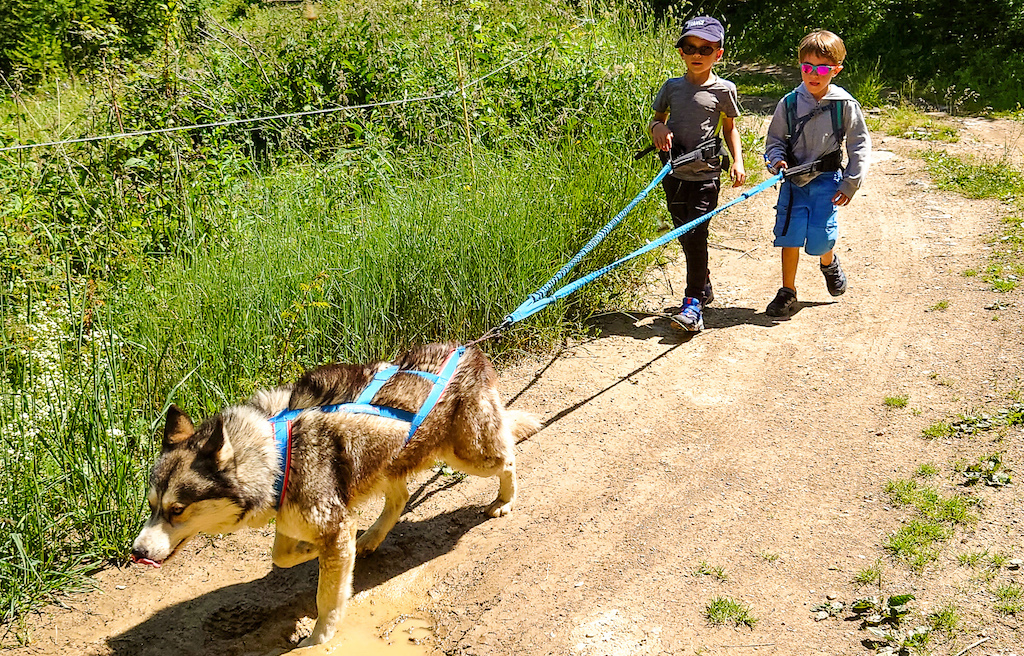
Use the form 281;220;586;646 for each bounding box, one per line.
131;343;540;648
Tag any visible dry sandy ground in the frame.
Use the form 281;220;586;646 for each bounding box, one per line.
6;117;1024;656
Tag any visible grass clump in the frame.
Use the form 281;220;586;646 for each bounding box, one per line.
884;394;909;408
993;582;1024;615
705;597;757;628
914;463;938;478
884;520;950;572
957;550;988;568
927;603;961;636
694;561;728;581
922;421;952;439
853;559;884;588
883;477;977;572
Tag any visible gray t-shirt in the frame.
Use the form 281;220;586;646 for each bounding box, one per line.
652;74;740;180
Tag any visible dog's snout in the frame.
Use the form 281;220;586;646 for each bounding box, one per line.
131;549;162;568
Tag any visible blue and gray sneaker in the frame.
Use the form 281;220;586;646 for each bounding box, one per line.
672;297;704;332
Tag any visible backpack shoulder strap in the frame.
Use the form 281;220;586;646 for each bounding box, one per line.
783;91;799;137
830;99;845;143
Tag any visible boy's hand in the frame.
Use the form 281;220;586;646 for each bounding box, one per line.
652;122;673;152
764;156;787;175
832;191;851;206
729;161;746;187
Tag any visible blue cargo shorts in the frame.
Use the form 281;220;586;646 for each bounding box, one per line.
772;171;843;256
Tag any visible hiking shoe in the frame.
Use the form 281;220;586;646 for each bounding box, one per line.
766;287;798;317
820;255;847;296
671;297;704;331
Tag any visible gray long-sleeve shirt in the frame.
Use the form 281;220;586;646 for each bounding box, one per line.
764;83;871;198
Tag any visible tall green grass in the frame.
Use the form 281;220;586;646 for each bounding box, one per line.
0;140;667;628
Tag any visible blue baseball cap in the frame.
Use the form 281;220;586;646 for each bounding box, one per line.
676;16;725;47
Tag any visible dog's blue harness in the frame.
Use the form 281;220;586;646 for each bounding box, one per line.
269;346;466;508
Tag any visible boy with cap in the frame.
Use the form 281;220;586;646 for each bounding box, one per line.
650;15;746;332
763;29;871;317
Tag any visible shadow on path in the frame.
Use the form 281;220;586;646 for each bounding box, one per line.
106;506;489;656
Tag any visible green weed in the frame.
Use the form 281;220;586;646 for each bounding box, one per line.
922;422;951;439
963;453;1013;487
853;560;884;588
884;520;950;572
884;394;909;408
914;463;938;478
988;551;1009;569
957;550;987;568
926;300;949;312
695;561;728;581
852;593;915;626
927;603;961;636
705;597;757;628
885;478;977;525
993;583;1024;615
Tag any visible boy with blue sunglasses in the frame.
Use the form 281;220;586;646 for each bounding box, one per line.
650;16;746;331
763;30;871;318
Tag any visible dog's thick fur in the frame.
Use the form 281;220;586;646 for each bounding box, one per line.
131;343;540;648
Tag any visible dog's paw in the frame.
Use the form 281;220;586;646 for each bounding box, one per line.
289;617;316;647
485;499;514;517
295;620;335;649
355;533;382;557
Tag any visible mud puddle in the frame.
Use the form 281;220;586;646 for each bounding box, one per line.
298;588;435;655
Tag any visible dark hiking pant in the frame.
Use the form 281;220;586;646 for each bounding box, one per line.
661;175;720;303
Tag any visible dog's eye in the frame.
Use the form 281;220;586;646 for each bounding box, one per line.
168;504;186;518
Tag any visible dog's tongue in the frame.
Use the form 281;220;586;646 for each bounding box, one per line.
131;554;162;568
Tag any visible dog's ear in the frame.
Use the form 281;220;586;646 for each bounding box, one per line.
163;404;195;449
198;416;235;471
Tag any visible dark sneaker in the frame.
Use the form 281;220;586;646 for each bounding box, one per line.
703;280;715;307
820;255;847;296
766;287;798;317
671;297;704;331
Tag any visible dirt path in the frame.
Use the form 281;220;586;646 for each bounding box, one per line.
9;118;1024;656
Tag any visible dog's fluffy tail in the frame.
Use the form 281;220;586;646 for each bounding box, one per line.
248;385;294;416
506;409;542;443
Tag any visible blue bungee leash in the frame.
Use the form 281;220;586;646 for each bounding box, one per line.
514;161;674;312
500;169;784;327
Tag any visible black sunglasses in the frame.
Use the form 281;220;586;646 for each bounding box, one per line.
680;43;717;56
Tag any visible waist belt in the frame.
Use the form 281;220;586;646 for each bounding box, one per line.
270;346;466;507
783;149;843;178
670;138;722;168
